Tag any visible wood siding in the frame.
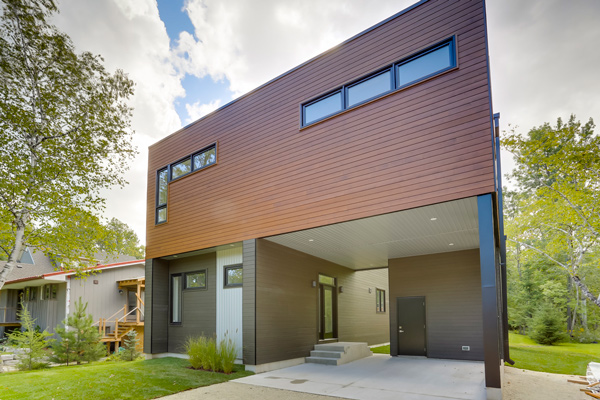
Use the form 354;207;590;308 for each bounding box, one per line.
255;239;389;365
146;0;495;259
388;249;483;361
167;253;217;353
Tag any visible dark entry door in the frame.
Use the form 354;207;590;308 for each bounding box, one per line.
397;296;426;356
318;274;337;340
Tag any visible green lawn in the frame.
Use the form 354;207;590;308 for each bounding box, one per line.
0;357;252;400
370;333;600;375
508;332;600;375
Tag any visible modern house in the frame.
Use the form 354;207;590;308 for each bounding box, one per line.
0;248;145;351
144;0;508;398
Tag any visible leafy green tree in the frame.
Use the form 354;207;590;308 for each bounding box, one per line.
7;302;52;370
119;329;141;361
503;116;600;311
52;298;105;365
0;0;136;290
98;218;145;259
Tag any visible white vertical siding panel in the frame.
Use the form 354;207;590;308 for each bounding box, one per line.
216;247;243;359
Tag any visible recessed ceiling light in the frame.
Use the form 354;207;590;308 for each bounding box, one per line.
430;217;437;221
308;239;314;242
449;243;454;246
173;255;178;258
230;244;234;247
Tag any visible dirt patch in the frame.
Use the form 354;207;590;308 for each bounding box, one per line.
504;366;589;400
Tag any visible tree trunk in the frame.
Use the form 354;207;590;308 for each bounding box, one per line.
0;219;27;291
572;275;600;308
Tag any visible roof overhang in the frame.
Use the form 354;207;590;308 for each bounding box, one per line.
265;197;480;270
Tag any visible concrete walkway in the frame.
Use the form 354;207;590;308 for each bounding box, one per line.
235;354;486;400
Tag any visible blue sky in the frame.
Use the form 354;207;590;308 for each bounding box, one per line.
50;0;600;243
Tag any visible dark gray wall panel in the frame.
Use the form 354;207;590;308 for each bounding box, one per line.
242;239;256;365
150;258;169;353
389;249;483;361
168;253;217;353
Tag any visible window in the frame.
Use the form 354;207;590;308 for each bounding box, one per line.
25;287;37;301
171;274;182;324
43;284;57;300
376;289;386;313
155;143;217;225
347;69;392;107
319;274;336;286
185;270;207;289
301;37;456;127
303;91;343;125
224;265;243;287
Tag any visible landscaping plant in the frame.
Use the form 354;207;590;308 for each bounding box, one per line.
219;335;237;374
7;302;52;370
529;304;568;345
52;298;105;365
184;333;237;373
120;329;142;361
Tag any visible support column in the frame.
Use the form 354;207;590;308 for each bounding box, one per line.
242;239;257;365
144;258;169;354
477;194;502;399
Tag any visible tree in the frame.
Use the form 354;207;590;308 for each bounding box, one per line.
98;218;144;259
7;301;53;370
119;329;141;361
0;0;136;290
503;116;600;312
52;298;105;365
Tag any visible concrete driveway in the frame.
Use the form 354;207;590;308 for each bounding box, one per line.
235;354;486;400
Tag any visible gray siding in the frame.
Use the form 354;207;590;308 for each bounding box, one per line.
168;253;217;353
388;249;483;361
255;239;389;365
149;258;169;353
242;239;256;365
20;283;66;335
68;265;145;330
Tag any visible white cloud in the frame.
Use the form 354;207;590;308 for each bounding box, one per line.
185;99;222;125
175;0;414;97
52;0;186;244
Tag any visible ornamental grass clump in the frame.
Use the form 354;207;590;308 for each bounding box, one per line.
184;333;237;373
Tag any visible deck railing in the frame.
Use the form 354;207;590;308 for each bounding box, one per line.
94;306;144;340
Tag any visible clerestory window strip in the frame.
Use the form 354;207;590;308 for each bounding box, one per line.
301;36;456;127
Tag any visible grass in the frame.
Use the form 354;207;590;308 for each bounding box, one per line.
0;357;253;400
369;332;600;375
507;331;600;375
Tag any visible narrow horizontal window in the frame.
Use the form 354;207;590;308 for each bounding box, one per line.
185;270;207;289
397;41;454;87
303;91;342;125
347;69;392;107
171;157;191;180
224;265;243;287
193;146;216;170
156;206;167;224
301;37;456;127
319;274;335;286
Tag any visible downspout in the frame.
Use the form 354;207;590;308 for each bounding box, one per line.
494;113;514;365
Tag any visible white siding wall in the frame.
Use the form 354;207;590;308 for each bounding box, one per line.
216;247;243;359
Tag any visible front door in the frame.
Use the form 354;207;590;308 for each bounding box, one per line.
397;296;426;356
318;274;337;340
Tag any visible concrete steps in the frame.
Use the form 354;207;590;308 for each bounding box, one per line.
306;342;372;366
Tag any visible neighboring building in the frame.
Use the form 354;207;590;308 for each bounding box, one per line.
145;0;507;399
0;248;145;351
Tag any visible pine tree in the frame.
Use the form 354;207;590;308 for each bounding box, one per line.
119;329;141;361
7;301;52;370
52;298;105;365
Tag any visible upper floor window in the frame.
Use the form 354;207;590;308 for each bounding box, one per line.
301;37;456;127
155;143;217;225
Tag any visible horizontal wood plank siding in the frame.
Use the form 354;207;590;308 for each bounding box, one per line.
255;239;389;365
146;0;494;259
242;239;256;365
389;249;484;360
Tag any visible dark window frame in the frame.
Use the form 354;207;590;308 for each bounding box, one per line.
155;143;217;225
184;269;208;290
301;36;456;127
170;273;183;325
224;264;243;288
376;288;386;313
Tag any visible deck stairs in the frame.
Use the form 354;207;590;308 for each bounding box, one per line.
306;342;372;366
101;323;135;343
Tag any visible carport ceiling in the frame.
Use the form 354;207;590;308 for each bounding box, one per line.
265;197;479;270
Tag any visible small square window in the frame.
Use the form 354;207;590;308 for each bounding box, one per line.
156;206;167;224
224;265;242;287
171;157;192;180
185;270;207;289
376;289;386;313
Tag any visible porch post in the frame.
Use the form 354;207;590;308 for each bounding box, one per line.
477;194;502;399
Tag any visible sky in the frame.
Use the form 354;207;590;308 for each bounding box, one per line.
49;0;600;245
